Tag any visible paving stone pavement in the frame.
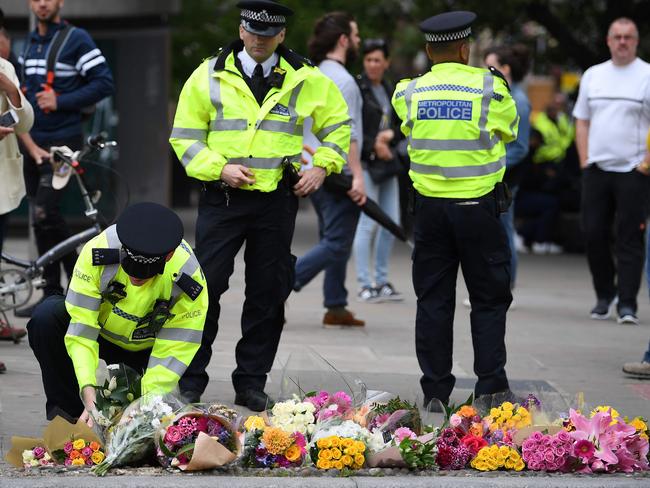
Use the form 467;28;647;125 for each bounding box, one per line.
1;205;649;486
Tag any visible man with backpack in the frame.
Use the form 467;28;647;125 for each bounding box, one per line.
16;0;113;317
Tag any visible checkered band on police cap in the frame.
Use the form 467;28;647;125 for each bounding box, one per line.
424;26;472;43
241;9;285;25
123;246;165;265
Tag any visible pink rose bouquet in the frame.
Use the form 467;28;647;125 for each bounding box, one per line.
521;430;573;472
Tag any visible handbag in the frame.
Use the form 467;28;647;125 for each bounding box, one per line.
365;150;403;184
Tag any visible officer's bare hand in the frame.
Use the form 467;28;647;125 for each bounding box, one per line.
0;126;14;141
79;385;97;428
220;164;255;188
293;166;326;197
348;175;367;206
36;84;58;111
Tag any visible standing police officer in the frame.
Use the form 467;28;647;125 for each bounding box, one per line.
27;202;208;425
392;11;519;409
170;0;350;410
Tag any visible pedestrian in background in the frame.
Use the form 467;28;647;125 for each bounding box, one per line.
392;11;519;410
171;0;351;410
0;8;34;362
15;0;113;317
353;38;404;304
573;17;650;325
294;11;368;327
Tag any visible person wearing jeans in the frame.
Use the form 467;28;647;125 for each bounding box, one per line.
353;39;403;303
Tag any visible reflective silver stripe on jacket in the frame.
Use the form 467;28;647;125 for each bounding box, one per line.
170;127;208;141
409;156;506;178
148;356;188;376
408;73;501;153
403;79;418;143
315;119;351;141
100;327;153;346
99;225;121;293
67;322;100;341
209;60;248;131
226;153;302;169
66;289;101;311
321;141;348;160
255;81;306;136
180;141;207;167
157;327;203;344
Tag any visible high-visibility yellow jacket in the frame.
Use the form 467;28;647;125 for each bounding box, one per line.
170;41;351;192
392;63;518;198
64;225;208;395
531;111;574;164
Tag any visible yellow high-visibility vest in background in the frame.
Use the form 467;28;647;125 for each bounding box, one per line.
170;42;351;191
392;62;518;198
64;225;208;395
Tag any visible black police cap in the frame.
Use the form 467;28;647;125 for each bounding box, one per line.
116;202;184;279
419;11;476;43
237;0;293;37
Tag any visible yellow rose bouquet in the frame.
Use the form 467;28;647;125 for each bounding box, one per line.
470;444;525;472
311;436;366;470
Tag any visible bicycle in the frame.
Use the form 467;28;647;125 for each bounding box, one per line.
0;134;118;342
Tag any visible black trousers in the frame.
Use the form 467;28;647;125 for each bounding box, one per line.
27;295;151;420
412;190;511;404
23;135;83;296
581;166;650;311
179;183;298;396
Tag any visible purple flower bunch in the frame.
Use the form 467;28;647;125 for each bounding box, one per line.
522;430;573;472
436;427;473;470
253;446;293;468
304;391;353;421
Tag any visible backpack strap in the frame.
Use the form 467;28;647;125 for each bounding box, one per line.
45;24;75;88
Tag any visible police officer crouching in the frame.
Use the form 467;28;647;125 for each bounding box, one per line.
27;202;208;425
391;12;519;410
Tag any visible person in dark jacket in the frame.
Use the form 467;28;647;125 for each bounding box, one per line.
352;39;404;303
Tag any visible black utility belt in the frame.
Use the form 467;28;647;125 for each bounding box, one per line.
416;188;495;203
202;181;281;194
417;182;511;213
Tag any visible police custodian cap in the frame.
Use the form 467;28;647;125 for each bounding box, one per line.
237;0;293;37
116;202;184;279
419;11;477;43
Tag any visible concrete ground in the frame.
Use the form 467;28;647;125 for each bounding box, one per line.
1;205;649;486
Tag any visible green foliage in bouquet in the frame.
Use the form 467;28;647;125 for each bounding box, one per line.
94;364;142;413
369;397;422;435
398;437;437;469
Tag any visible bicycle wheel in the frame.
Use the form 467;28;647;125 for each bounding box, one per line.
0;268;33;311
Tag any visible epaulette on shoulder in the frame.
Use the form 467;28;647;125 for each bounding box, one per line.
175;273;204;301
277;44;314;70
488;66;511;92
92;248;120;266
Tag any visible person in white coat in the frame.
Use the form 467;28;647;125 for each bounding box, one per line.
0;46;34;361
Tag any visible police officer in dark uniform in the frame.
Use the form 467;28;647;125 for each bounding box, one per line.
391;12;520;410
27;203;207;424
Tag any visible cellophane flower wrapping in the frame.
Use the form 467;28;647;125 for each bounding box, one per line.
92;393;181;476
156;405;242;471
90;363;142;441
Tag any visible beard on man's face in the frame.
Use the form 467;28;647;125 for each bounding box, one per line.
346;44;358;65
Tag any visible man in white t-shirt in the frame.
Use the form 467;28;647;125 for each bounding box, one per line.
573;17;650;325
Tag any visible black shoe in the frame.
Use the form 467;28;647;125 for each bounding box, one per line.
180;390;201;404
590;297;615;320
617;306;639;325
234;389;274;412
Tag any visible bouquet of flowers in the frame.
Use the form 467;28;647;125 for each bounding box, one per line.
304;390;354;422
311;436;366;470
268;398;317;437
568;407;649;473
54;438;105;467
435;427;474;470
241;418;307;468
486;401;532;433
365;396;422;440
396;430;438;469
21;446;55;468
521;430;574;472
92;394;177;476
156;409;240;471
91;364;142;434
471;444;525;471
311;419;386;454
